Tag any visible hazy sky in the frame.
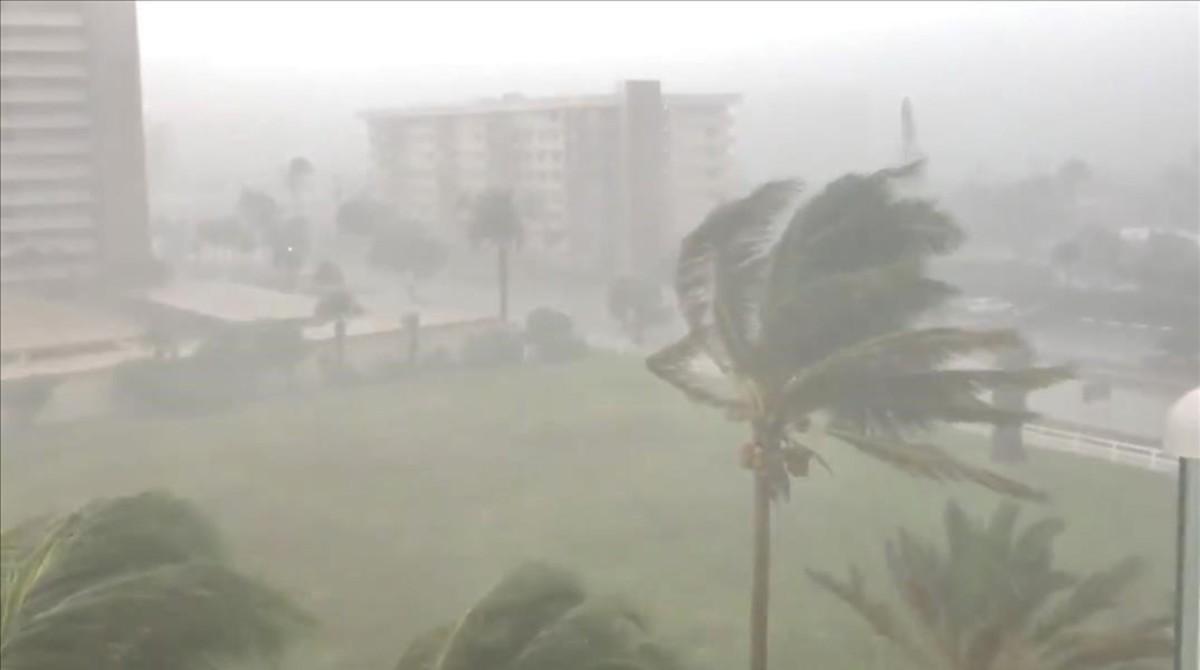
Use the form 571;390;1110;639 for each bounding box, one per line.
136;1;1198;206
139;1;1025;72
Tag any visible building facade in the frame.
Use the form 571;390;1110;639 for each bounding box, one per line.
362;81;738;276
0;0;150;285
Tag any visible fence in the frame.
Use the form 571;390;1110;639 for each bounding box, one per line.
1023;422;1178;474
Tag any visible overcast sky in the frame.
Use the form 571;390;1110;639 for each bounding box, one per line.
138;2;1033;73
135;1;1198;203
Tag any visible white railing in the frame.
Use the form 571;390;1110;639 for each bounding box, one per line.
1023;423;1178;474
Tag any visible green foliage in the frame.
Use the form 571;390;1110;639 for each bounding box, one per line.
807;501;1172;670
647;162;1071;500
469;190;524;249
461;328;525;368
285;156;314;200
608;276;671;344
114;323;311;413
236;188;281;234
312;260;345;288
0;376;58;427
0;491;312;670
395;563;685;670
313;289;362;324
525;308;588;364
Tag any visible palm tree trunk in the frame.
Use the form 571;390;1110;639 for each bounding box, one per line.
750;465;771;670
498;245;510;322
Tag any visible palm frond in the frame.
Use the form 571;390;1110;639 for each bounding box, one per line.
813;501;1166;670
1046;618;1173;670
806;566;927;666
1031;557;1146;645
761;259;960;382
780;326;1070;433
710;180;801;369
0;492;311;670
4;563;311;670
397;563;682;670
767;166;962;298
1;514;78;651
826;428;1047;501
645;333;746;412
673;180;800;372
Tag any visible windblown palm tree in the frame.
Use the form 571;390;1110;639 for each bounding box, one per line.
469;190;523;322
1;491;311;670
313;288;362;370
807;500;1172;670
645;161;1071;670
395;562;685;670
285;156;314;212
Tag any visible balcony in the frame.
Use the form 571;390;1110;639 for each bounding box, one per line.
0;33;88;54
0;214;93;233
0;136;90;156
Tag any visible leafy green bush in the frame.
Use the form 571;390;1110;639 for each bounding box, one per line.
524;307;587;364
112;323;309;414
461;328;525;368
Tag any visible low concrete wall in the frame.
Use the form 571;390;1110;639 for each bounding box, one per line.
0;318;500;429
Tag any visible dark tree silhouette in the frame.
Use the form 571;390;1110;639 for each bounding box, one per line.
469;190;523;322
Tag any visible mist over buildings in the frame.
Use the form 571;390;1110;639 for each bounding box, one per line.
138;1;1198;213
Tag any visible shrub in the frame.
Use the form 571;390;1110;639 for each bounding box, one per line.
461;328;525;368
524;307;587;364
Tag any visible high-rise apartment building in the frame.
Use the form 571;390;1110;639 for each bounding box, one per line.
362;81;738;275
0;0;150;284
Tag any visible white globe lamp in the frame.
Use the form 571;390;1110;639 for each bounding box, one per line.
1165;387;1198;670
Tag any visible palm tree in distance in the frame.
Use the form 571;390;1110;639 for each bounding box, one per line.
313;288;362;370
0;491;311;670
469;189;523;322
808;500;1172;670
646;161;1071;670
285;156;314;213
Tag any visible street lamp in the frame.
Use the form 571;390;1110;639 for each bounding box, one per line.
1165;387;1199;670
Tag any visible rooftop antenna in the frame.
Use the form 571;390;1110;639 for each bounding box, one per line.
900;97;921;164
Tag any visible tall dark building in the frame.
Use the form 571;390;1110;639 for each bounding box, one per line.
1;0;151;284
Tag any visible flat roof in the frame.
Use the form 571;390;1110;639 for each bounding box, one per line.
143;280;318;323
361;92;740;122
0;290;142;354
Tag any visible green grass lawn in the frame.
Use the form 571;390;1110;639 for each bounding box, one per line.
0;355;1178;670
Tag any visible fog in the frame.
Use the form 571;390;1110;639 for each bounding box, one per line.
139;1;1198;203
3;2;1198;669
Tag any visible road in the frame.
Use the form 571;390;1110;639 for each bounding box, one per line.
287;251;1196;442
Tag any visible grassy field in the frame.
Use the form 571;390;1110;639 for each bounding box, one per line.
0;355;1178;670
